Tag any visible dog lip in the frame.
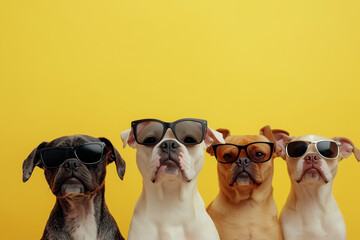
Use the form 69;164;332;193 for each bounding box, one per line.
162;159;180;167
53;177;86;194
62;177;82;185
230;171;260;186
151;157;187;183
297;167;328;183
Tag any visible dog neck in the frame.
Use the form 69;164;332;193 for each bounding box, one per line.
56;187;105;239
288;179;336;212
139;178;204;221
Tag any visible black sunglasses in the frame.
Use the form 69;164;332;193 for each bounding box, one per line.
39;142;106;169
286;140;341;159
131;118;207;146
212;142;274;164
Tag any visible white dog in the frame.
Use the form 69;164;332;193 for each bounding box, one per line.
121;118;224;240
273;131;360;240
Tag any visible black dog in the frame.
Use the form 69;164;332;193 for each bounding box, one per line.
23;135;126;240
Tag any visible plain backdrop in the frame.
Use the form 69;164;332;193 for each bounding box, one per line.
1;0;359;239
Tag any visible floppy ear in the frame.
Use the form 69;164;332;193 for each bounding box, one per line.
205;127;225;155
260;125;280;157
271;129;291;160
99;137;126;180
120;129;136;149
23;142;47;182
216;128;231;140
332;137;360;161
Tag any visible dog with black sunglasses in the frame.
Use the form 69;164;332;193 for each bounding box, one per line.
206;126;283;240
273;132;360;240
121;118;224;240
22;135;126;240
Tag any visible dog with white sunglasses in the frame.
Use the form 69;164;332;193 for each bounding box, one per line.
121;118;224;240
273;131;360;240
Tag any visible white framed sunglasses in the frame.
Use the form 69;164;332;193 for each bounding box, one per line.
285;140;341;159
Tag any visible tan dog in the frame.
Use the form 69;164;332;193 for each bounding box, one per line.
206;126;283;240
273;132;360;240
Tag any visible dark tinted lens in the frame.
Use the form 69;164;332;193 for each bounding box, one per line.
247;143;272;162
41;148;67;168
317;141;338;158
287;141;308;158
174;120;204;145
136;121;164;145
76;143;103;164
215;145;239;163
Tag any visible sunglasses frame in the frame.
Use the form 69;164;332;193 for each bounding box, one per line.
131;118;207;146
212;142;275;164
39;142;106;169
285;140;341;159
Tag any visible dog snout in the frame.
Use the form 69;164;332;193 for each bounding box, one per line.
63;159;79;172
237;157;251;167
160;140;180;153
304;153;320;164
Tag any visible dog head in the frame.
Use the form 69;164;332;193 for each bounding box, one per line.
23;135;126;198
121;122;224;184
207;125;283;190
274;132;360;184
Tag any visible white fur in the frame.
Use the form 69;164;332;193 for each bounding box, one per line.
280;135;346;240
65;198;98;240
122;126;224;240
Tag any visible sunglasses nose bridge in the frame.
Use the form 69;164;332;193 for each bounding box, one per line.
65;148;76;159
163;128;176;140
307;142;318;153
238;147;248;158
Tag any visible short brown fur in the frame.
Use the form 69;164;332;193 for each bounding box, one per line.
206;126;283;240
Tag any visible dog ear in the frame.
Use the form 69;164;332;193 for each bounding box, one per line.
23;142;47;182
99;137;126;180
271;129;291;160
260;125;279;156
205;127;225;155
120;129;136;149
332;137;360;161
216;128;230;139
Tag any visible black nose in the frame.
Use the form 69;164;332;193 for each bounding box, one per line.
237;157;251;167
64;159;79;171
160;140;180;153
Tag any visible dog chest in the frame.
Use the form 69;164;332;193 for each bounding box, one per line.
70;214;98;240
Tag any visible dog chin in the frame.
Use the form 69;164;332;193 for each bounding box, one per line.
60;178;85;195
297;168;328;184
231;172;254;186
152;161;183;183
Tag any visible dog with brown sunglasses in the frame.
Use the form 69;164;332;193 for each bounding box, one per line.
206;126;283;240
273;132;360;240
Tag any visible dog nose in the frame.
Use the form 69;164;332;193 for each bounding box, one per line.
237;157;251;167
64;159;79;171
304;153;320;163
160;140;180;153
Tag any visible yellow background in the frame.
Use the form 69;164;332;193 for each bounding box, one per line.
1;0;359;239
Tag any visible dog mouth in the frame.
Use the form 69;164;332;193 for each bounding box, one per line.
59;177;86;195
151;158;188;183
230;171;260;187
297;167;328;183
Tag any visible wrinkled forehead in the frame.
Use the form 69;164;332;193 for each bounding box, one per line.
226;135;269;145
47;135;100;148
292;135;330;142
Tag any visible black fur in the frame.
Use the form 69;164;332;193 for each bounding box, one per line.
23;135;125;240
